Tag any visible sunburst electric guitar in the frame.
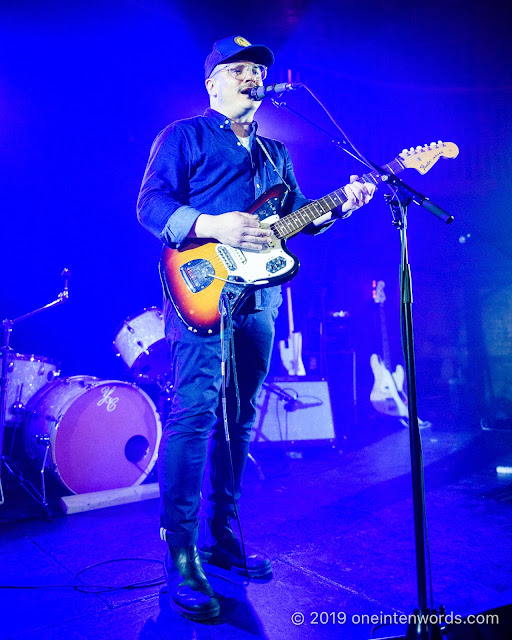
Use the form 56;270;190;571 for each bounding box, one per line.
160;142;459;334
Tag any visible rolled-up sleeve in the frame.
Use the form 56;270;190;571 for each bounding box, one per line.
137;124;203;248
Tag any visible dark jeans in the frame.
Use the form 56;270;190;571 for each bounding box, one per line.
158;301;277;547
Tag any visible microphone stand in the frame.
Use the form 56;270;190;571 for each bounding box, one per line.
0;269;70;513
272;96;452;638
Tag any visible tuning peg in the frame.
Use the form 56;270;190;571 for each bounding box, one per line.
409;146;415;152
437;140;443;145
416;146;423;151
430;142;437;148
402;148;409;155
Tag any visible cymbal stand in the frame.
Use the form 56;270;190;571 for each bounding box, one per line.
0;270;70;510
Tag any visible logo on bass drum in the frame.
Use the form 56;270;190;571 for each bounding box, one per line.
97;386;119;412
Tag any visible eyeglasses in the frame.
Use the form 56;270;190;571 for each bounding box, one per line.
210;63;267;81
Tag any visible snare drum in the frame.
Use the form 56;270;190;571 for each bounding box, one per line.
5;353;58;420
25;376;162;494
113;307;171;383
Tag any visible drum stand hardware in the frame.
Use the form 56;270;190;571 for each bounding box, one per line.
0;269;70;511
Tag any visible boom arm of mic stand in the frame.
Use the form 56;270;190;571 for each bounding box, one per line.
380;172;454;224
8;292;69;326
261;382;297;404
271;99;454;225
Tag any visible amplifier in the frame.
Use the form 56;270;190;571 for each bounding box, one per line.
251;378;335;444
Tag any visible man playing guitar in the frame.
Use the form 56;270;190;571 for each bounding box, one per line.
137;34;375;621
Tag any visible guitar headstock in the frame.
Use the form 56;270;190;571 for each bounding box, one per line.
399;141;459;175
372;280;386;304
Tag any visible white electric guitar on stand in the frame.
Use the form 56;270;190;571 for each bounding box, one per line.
370;280;431;428
279;286;306;376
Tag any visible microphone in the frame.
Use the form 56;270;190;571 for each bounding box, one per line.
248;82;303;101
284;398;323;411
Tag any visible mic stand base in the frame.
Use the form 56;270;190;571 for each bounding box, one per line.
371;607;444;639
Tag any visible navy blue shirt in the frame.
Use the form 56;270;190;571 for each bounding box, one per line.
137;107;329;309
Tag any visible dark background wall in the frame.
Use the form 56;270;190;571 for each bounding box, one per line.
1;0;511;426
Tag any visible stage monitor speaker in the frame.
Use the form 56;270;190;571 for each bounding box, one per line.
251;378;335;444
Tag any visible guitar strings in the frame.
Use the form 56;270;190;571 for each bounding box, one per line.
188;185;353;280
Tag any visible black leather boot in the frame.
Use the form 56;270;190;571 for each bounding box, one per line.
199;514;272;578
165;545;220;620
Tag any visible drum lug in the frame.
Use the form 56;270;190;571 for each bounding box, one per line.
34;434;50;446
10;399;25;414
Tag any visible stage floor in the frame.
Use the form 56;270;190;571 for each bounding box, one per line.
2;421;512;640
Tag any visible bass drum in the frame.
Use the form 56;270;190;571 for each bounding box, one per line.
25;376;162;495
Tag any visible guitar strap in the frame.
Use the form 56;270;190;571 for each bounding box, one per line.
255;137;292;195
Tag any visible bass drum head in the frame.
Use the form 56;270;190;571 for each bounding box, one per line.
25;377;162;495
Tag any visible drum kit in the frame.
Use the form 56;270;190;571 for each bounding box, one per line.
0;272;172;514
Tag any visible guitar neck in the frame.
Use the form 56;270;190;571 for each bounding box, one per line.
271;158;405;240
380;302;392;371
286;286;295;336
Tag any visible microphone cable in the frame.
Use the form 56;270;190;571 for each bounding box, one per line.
219;294;250;583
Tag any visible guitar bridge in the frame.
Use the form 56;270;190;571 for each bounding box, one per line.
180;259;215;293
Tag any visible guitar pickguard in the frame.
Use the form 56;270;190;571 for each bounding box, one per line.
214;214;295;287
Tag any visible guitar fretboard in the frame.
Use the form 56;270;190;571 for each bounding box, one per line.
270;158;405;239
380;302;392;372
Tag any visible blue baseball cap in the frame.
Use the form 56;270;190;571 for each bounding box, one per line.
205;35;274;80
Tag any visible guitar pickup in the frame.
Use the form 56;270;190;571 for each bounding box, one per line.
231;248;247;264
217;246;237;271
